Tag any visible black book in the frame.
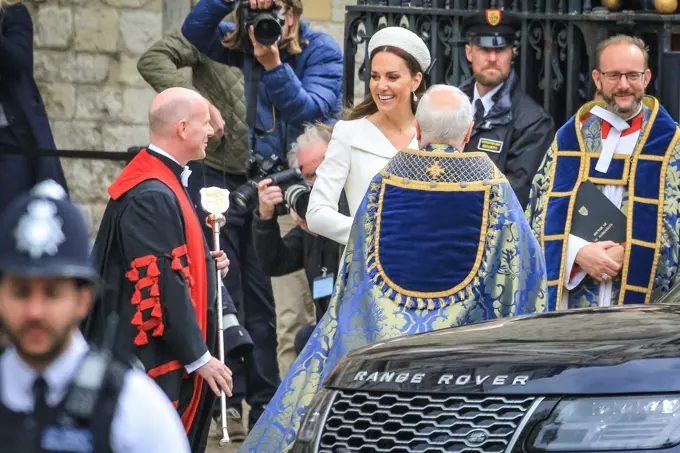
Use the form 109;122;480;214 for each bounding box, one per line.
570;181;627;244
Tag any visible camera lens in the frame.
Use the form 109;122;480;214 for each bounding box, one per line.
253;15;282;46
230;181;260;211
284;184;311;220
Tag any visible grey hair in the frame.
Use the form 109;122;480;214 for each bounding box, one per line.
288;122;333;168
415;85;473;143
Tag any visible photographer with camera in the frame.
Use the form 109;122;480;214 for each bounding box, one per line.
182;0;343;383
252;123;346;356
181;0;343;162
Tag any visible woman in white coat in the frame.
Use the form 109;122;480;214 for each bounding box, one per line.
306;27;431;245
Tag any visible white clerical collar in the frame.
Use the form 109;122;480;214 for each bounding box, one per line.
148;144;192;187
589;105;643;173
473;82;503;117
0;330;89;411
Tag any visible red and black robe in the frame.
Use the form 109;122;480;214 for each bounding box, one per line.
82;149;222;452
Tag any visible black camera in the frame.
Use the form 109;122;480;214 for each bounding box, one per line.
239;0;286;47
230;152;312;219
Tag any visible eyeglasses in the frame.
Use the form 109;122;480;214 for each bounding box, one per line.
598;71;646;83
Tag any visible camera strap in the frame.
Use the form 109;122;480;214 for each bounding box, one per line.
246;55;264;153
245;51;297;156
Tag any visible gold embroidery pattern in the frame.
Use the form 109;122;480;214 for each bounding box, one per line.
385;149;497;183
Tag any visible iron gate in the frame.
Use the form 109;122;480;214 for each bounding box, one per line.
343;0;680;125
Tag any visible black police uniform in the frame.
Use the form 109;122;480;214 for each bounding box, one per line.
0;358;126;453
0;181;124;453
460;9;555;208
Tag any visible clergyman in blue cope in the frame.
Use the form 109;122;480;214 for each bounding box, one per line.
238;85;548;453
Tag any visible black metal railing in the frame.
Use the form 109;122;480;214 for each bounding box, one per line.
344;1;680;125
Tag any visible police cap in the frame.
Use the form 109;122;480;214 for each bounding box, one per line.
0;180;98;283
462;9;520;49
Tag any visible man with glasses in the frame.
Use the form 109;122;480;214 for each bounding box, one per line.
527;34;680;310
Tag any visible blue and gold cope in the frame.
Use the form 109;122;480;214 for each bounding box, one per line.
527;96;680;309
238;144;548;453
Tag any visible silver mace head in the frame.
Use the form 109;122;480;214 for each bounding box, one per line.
200;187;230;231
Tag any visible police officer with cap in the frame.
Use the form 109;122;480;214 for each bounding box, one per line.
0;180;190;453
459;9;554;208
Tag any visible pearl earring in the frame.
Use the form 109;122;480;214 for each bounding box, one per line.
412;91;418;102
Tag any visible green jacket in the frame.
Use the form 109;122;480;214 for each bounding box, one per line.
137;31;249;174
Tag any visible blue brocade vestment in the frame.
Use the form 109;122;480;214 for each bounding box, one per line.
526;96;680;309
239;145;548;453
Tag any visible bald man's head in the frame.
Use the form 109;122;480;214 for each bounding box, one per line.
415;85;473;149
149;87;206;136
148;87;214;164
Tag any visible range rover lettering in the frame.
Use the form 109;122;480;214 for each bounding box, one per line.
293;296;680;453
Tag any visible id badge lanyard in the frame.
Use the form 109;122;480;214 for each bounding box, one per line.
312;249;334;300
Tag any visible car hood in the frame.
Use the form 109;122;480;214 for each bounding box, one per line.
323;305;680;395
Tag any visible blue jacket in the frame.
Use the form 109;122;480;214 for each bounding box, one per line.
181;0;344;162
0;3;68;216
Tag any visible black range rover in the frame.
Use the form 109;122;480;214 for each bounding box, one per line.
293;301;680;453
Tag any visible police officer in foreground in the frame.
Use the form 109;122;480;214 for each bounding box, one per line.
0;180;190;453
459;9;554;208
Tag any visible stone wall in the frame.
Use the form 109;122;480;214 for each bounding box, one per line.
25;0;357;236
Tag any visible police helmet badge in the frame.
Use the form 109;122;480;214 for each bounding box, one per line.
485;9;502;26
14;199;66;259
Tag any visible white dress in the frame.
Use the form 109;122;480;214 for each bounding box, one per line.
306;118;418;245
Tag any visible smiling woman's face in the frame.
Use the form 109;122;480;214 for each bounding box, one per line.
369;50;422;115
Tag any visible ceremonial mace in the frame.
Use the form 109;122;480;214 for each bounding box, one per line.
200;186;231;446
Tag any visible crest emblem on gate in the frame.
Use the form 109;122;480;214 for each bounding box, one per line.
485;9;502;26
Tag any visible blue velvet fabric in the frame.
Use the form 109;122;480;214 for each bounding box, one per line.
544;241;564;282
378;185;485;293
589;156;627;181
632;202;659;243
533;98;678;309
557;116;579;150
634;160;663;199
238;148;548;453
628;245;655;288
544;197;572;237
552;155;582;193
623;291;647;305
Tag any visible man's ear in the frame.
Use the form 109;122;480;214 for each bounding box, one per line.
415;120;422;141
177;120;188;140
464;121;473;145
76;286;94;321
465;44;473;63
644;68;652;90
592;69;602;94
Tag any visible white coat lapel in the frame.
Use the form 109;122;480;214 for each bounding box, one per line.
351;118;417;158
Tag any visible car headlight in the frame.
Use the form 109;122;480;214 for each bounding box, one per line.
528;395;680;451
294;388;337;450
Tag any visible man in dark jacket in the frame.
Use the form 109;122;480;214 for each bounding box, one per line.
0;2;68;216
82;88;241;453
181;0;344;163
181;0;344;427
252;123;345;354
137;29;270;442
459;9;554;208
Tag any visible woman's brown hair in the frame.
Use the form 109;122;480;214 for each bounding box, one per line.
222;0;306;55
348;46;426;121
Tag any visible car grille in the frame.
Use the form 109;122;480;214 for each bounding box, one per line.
319;390;536;453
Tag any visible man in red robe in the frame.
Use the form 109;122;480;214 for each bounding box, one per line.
82;87;243;452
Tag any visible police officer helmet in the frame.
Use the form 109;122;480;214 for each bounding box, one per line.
462;9;521;49
0;180;98;283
